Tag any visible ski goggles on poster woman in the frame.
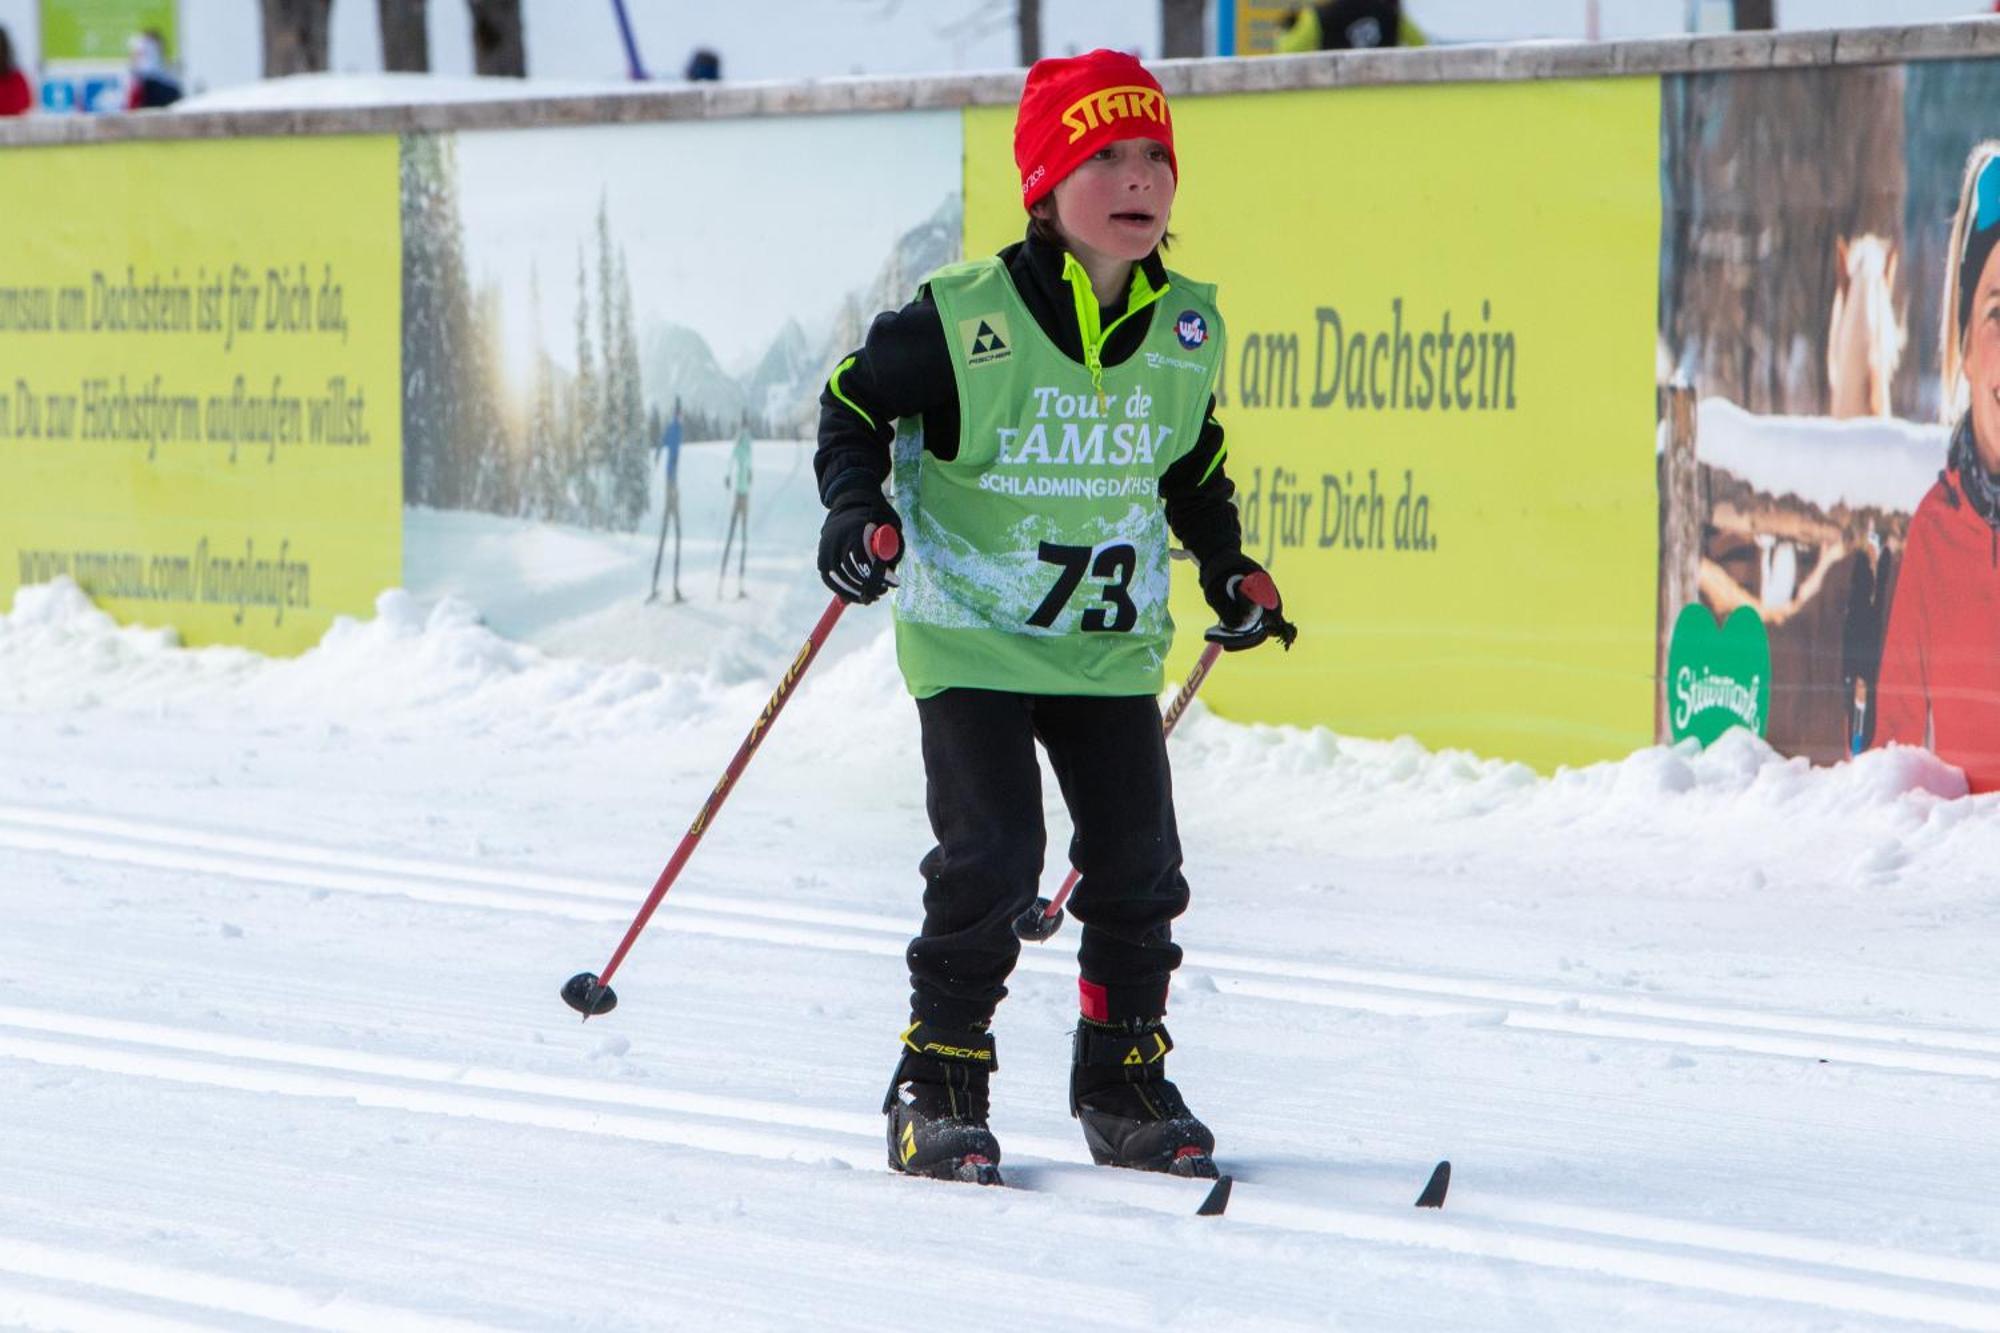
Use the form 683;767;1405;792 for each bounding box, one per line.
1957;151;2000;344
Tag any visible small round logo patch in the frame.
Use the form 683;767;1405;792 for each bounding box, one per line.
1174;311;1208;349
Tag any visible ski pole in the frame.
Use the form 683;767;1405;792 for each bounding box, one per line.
1013;571;1282;944
562;523;900;1019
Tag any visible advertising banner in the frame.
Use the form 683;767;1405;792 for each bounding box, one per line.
1216;0;1298;56
1658;60;2000;792
0;135;402;653
967;78;1661;770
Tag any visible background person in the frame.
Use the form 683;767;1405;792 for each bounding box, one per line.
1874;141;2000;790
124;29;182;110
647;398;685;603
0;26;32;116
1276;0;1426;51
718;417;752;599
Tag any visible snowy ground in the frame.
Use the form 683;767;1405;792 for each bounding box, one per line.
4;478;2000;1330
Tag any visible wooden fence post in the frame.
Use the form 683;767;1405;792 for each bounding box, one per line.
1660;381;1702;740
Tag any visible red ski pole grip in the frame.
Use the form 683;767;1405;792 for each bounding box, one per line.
868;523;901;561
1241;571;1279;610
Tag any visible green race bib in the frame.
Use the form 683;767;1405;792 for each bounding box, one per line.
892;258;1223;697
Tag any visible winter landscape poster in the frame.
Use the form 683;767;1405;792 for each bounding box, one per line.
396;113;960;665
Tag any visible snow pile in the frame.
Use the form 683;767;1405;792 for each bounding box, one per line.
12;572;1976;839
0;578;257;708
1551;726;1968;812
1174;703;1964;827
173;72;648;113
1167;701;1981;906
242;589;721;738
0;579;775;742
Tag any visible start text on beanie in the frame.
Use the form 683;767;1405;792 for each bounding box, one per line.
1013;49;1177;212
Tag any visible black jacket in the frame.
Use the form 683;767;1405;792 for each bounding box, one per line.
1314;0;1403;49
813;228;1243;568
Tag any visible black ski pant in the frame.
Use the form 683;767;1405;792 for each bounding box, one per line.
908;688;1189;1031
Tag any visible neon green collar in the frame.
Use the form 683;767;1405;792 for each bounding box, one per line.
1060;251;1170;402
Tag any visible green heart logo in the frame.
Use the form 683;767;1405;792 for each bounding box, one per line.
1666;604;1771;746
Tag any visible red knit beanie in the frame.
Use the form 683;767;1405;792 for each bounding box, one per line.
1013;49;1176;212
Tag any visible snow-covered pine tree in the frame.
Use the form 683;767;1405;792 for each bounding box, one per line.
570;245;599;526
591;196;620;527
399;133;458;509
468;279;512;513
524;262;562;520
612;248;649;530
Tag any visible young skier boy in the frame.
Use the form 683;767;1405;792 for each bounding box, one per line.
814;49;1293;1185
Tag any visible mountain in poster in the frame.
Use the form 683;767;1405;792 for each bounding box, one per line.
639;193;962;439
641;321;750;435
744;318;818;436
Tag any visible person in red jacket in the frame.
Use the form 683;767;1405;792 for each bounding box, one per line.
0;26;33;116
1874;142;2000;791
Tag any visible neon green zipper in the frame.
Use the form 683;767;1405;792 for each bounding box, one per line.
1061;252;1169;406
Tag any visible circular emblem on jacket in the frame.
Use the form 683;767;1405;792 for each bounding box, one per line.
1175;310;1208;349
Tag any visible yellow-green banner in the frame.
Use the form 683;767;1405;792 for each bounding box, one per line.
967;79;1660;769
40;0;177;61
0;135;401;653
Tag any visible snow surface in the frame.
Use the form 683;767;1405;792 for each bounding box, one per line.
171;72;650;113
5;492;2000;1329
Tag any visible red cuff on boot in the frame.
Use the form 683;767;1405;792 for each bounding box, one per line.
1079;977;1169;1024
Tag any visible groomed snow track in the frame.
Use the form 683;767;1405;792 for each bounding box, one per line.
4;802;1999;1330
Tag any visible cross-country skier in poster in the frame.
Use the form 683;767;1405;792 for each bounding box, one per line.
813;50;1294;1185
647;398;685;603
718;418;753;600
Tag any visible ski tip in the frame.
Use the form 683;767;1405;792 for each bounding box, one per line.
1415;1159;1451;1209
1196;1173;1234;1217
561;971;617;1018
952;1156;1005;1187
1169;1147;1222;1180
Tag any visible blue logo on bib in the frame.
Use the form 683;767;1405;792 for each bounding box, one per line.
1175;311;1208;350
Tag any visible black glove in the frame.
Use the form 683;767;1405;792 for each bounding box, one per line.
1199;551;1297;652
818;489;903;604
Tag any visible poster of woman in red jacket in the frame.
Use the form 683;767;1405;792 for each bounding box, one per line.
1658;62;2000;792
1873;144;2000;791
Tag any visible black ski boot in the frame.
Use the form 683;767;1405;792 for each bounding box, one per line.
1071;1017;1218;1178
882;1022;1004;1186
